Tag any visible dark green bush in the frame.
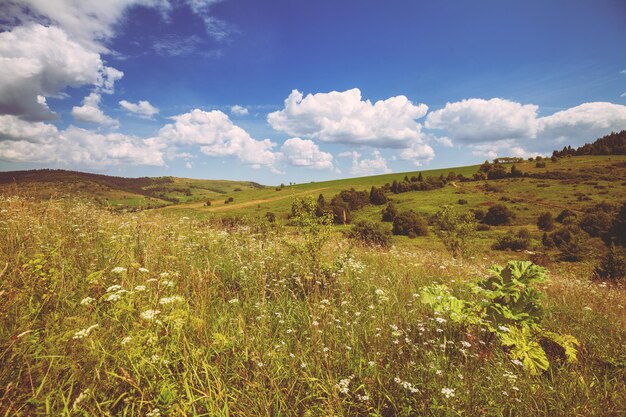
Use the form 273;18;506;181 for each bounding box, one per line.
537;212;555;231
392;211;429;238
492;228;532;251
381;202;398;222
594;245;626;283
483;204;515;226
347;221;391;248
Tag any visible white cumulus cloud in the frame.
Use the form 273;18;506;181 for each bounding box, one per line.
119;99;160;119
230;105;249;116
340;150;392;176
399;143;435;166
0;115;163;166
154;109;278;168
0;24;122;121
72;93;119;127
268;88;429;148
279;138;333;170
425;98;539;144
538;102;626;144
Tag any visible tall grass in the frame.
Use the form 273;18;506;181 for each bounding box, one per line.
0;196;624;416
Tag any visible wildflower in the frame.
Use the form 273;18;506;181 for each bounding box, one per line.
140;309;161;320
106;285;122;292
441;387;455;398
435;317;447;323
106;293;122;302
160;279;175;288
72;389;90;411
511;359;523;366
228;298;239;304
121;336;132;345
368;361;375;367
146;409;161;417
134;285;146;291
498;325;511;333
159;295;184;305
357;394;370;401
80;296;95;305
111;267;126;274
312;320;319;326
72;324;99;339
300;362;307;369
138;267;149;273
335;377;352;394
461;341;472;348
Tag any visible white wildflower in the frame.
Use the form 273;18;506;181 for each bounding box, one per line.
111;267;126;274
138;267;149;273
72;389;90;411
72;324;99;340
134;285;146;292
160;279;175;288
106;293;122;302
140;309;161;320
106;285;122;292
159;295;184;305
228;298;239;304
146;408;161;417
441;387;455;398
80;296;95;305
121;336;132;345
498;325;511;333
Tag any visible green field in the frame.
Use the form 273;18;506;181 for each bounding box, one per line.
0;155;625;416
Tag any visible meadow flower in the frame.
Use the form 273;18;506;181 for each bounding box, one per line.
441;387;455;398
161;279;175;288
72;389;90;411
159;295;184;305
80;296;95;305
106;293;122;302
141;309;161;320
121;336;132;345
72;324;99;339
511;359;523;366
134;285;146;291
498;325;511;332
106;285;122;292
228;298;239;304
335;377;352;394
111;267;126;274
138;267;149;273
146;409;161;417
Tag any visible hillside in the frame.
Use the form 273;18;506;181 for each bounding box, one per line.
0;169;265;209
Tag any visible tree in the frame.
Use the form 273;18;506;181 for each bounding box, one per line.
483;204;514;225
432;206;477;258
369;186;387;205
537;212;555;232
381;202;398;222
392;211;429;238
347;221;391;248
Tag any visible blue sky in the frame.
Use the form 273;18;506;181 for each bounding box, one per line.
0;0;625;184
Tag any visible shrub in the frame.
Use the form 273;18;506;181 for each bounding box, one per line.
381;202;398;222
537;212;555;231
432;206;477;258
556;209;577;224
594;245;626;283
476;223;491;231
535;161;546;168
579;211;613;238
492;228;532;251
347;221;391;248
265;212;276;223
457;199;468;205
369;186;387;205
205;199;212;206
549;226;593;262
472;208;485;221
392;211;429;238
607;202;626;246
483;204;514;226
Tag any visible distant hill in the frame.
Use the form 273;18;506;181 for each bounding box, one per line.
552;130;626;158
0;169;265;209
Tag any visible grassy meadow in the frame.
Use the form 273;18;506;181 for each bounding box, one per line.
1;156;625;416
